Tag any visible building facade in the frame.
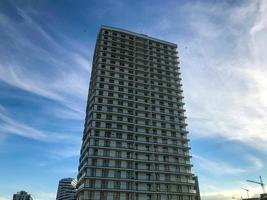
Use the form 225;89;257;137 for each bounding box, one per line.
77;25;198;200
13;191;33;200
56;178;77;200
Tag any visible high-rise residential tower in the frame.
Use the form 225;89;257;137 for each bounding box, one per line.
77;26;198;200
56;178;77;200
13;191;33;200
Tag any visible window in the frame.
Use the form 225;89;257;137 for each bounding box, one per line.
118;100;123;105
117;124;123;130
114;181;121;189
98;90;103;95
103;149;110;156
90;168;96;176
103;159;109;167
115;170;121;178
116;142;122;148
115;161;121;168
102;169;109;177
105;114;112;120
104;140;110;147
118;93;124;98
89;179;95;188
94;130;100;136
101;181;108;189
92;158;97;166
116;151;121;158
96;122;100;127
117;116;123;121
106;123;112;128
107;106;113;112
93;149;98;156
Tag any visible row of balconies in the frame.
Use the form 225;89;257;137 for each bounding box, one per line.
95;95;182;110
94;63;181;86
97;73;180;90
92;105;185;122
85;165;191;176
94;82;183;102
100;35;177;56
100;51;177;67
95;71;182;93
101;29;176;51
87;141;190;154
89;103;185;120
97;55;179;79
88;130;187;145
88;137;189;150
98;48;180;75
95;89;183;105
97;51;179;75
82;174;195;186
88;91;185;110
87;127;188;141
87;154;191;166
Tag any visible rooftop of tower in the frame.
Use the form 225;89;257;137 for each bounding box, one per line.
101;25;177;47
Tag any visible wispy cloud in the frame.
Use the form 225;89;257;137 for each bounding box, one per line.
167;1;267;155
193;154;246;175
0;106;80;143
49;146;80;159
193;154;263;176
0;4;90;115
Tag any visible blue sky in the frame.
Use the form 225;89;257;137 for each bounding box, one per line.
0;0;267;200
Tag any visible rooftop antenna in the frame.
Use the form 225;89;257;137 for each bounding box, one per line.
241;188;250;198
246;176;265;194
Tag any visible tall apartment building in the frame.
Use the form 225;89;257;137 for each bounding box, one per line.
56;178;77;200
77;25;198;200
13;191;33;200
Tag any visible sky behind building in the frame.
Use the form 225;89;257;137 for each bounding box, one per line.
0;1;266;200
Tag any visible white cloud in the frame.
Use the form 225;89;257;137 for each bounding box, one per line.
0;6;90;114
193;154;246;175
0;107;80;143
31;192;56;200
173;1;267;154
0;197;9;200
0;111;47;141
49;146;80;159
194;154;263;177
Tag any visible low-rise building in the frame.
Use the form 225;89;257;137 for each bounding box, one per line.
13;191;33;200
56;178;77;200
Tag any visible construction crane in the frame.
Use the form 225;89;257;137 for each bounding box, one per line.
246;176;265;194
241;188;250;198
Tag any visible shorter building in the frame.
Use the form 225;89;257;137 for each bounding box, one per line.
56;178;77;200
243;193;267;200
13;191;33;200
260;193;267;200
